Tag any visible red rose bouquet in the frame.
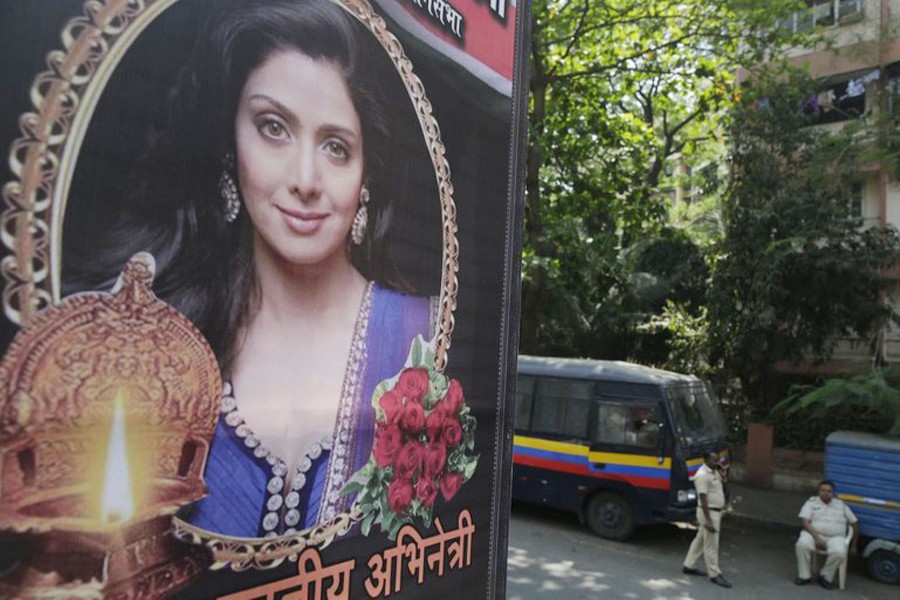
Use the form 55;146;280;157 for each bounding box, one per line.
342;337;478;538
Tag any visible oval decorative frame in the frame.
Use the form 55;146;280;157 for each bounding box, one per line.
2;0;459;567
1;0;458;372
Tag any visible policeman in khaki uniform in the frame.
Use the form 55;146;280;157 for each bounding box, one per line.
682;451;732;588
795;480;858;590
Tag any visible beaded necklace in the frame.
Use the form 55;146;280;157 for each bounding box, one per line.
218;282;373;536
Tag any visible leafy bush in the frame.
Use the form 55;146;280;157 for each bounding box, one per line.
773;370;900;444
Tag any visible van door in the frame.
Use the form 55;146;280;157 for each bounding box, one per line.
511;375;541;504
512;377;593;510
586;399;668;535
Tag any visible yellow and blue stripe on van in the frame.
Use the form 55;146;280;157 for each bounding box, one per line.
686;451;731;479
839;494;900;515
687;457;704;478
513;435;672;491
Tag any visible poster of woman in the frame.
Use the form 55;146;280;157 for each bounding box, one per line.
0;0;526;597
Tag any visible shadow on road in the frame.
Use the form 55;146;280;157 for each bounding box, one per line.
507;501;896;600
510;499;693;543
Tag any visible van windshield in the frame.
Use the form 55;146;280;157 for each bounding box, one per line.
667;383;725;447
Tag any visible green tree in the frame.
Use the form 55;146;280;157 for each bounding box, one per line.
624;227;709;365
708;70;900;415
522;0;807;357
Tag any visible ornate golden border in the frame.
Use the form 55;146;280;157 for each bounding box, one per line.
2;0;180;328
2;0;460;567
341;0;459;372
1;0;459;373
173;506;363;571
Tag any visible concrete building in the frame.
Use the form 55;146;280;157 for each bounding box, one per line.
778;0;900;367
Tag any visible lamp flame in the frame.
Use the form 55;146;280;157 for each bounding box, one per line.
100;391;135;523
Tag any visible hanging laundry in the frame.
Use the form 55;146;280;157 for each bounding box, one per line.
842;69;880;99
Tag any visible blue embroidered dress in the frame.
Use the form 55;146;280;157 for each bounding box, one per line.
188;283;435;537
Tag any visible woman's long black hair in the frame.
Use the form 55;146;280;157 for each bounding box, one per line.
64;0;409;369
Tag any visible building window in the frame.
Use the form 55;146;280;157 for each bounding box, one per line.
848;182;864;219
806;80;866;124
803;68;879;125
888;76;900;117
780;0;863;33
837;0;863;21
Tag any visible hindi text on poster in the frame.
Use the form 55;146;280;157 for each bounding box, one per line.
407;0;464;40
222;510;475;599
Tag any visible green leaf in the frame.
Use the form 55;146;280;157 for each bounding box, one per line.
772;369;900;436
463;456;479;479
361;512;376;537
371;379;393;416
341;481;364;495
448;448;465;471
411;337;423;366
383;510;396;533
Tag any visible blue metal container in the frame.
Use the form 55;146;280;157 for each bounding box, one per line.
825;431;900;584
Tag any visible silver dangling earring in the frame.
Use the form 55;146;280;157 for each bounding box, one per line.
219;153;241;223
351;187;369;245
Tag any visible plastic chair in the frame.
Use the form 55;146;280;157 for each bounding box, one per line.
810;528;854;591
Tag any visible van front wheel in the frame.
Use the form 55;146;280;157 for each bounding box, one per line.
866;549;900;584
586;492;635;541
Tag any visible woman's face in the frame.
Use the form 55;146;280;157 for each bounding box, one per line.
234;49;364;272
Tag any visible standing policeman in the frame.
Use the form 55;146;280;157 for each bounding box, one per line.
682;451;732;588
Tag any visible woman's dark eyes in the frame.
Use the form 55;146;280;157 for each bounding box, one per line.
260;119;287;139
255;118;352;161
324;140;349;159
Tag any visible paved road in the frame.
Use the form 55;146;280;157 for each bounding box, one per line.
507;502;897;600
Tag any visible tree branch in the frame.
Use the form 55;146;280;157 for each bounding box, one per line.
551;32;702;82
549;0;593;78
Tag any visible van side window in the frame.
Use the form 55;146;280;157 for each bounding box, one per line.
515;376;535;430
532;379;592;439
595;404;658;449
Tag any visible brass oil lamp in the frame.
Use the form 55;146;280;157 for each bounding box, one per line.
0;253;220;598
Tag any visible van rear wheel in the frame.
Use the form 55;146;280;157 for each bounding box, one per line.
586;492;635;541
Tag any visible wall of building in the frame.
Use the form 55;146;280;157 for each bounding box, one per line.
775;1;900;367
785;0;900;77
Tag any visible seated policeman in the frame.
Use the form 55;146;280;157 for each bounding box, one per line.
794;480;858;590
